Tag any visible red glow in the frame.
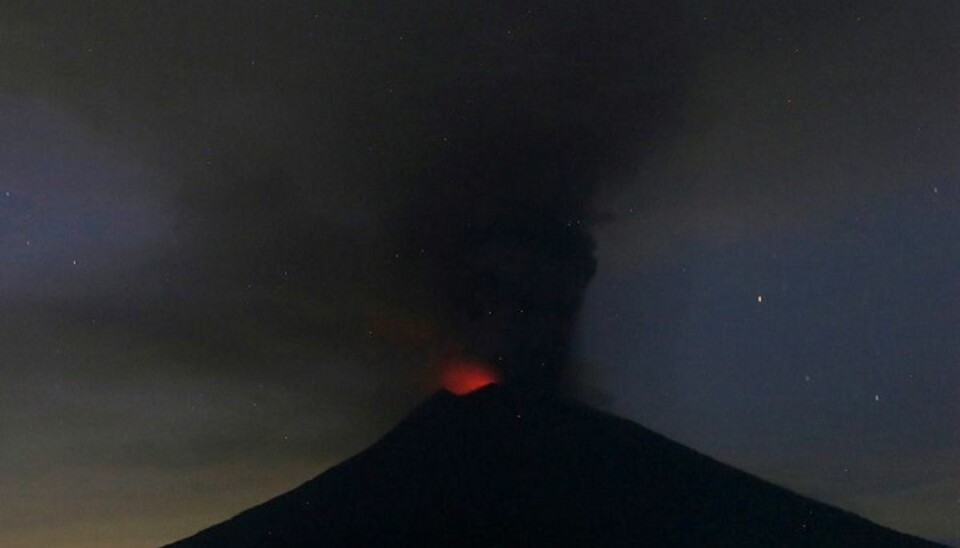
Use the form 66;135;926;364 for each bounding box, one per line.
441;360;499;395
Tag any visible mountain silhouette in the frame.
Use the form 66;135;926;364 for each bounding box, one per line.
168;384;941;547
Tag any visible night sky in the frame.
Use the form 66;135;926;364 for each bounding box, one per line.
1;1;957;546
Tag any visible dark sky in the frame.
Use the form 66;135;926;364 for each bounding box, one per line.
1;1;957;546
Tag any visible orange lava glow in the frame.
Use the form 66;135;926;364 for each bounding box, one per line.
440;360;500;395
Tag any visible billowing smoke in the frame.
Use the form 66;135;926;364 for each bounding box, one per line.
385;3;692;395
8;0;692;404
398;122;603;394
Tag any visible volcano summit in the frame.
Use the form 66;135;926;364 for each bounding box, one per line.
168;384;939;547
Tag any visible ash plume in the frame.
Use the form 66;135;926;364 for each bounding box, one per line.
386;0;692;395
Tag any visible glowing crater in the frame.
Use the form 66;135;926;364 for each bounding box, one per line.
441;359;499;395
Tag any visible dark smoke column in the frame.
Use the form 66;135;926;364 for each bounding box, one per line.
418;126;602;396
383;2;691;398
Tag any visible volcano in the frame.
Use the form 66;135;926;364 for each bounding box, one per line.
168;385;940;547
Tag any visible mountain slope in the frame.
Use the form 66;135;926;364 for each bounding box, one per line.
168;385;941;547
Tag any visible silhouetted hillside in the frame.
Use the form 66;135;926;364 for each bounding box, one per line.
168;385;941;547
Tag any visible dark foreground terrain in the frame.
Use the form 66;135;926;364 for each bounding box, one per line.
169;385;940;547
